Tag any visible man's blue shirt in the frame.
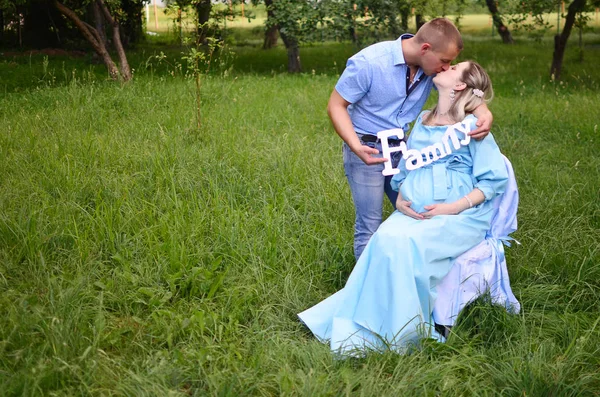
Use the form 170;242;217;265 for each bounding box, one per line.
335;34;435;136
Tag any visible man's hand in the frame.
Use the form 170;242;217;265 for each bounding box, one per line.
420;203;459;219
396;196;424;220
470;104;493;140
353;145;388;165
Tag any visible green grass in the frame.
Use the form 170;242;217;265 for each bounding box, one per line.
1;28;600;395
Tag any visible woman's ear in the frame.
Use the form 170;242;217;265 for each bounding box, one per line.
454;82;467;92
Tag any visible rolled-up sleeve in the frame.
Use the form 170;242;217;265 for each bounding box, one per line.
335;55;372;104
469;125;508;201
390;169;408;192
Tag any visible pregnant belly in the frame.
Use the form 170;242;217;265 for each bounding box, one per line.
400;169;474;214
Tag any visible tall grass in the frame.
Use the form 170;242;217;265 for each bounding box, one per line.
0;34;599;395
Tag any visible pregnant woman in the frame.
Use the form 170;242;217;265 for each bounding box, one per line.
299;61;510;354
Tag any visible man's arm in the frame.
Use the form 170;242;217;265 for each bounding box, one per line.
470;103;493;140
327;89;387;165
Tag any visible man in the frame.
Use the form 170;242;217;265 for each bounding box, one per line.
328;18;493;259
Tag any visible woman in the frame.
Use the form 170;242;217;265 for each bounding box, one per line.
299;61;509;354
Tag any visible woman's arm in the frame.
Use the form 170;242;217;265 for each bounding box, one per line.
420;188;485;218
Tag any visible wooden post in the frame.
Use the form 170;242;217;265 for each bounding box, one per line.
153;0;158;30
178;8;182;43
241;1;245;18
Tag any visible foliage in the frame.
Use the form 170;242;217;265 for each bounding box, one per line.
264;0;474;48
500;0;599;38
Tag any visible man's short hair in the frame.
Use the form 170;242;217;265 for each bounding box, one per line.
414;18;463;52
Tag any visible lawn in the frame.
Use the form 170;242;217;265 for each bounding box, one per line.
1;19;600;396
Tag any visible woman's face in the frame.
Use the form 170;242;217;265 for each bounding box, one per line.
433;61;470;89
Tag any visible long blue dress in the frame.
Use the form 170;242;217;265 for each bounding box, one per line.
298;112;509;354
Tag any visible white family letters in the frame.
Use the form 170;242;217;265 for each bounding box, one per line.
377;122;472;176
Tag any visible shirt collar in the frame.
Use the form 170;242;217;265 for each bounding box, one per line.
393;33;414;66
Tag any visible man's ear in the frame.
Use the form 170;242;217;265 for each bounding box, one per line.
420;43;432;54
454;82;467;91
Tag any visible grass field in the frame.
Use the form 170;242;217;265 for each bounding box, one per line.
1;17;600;396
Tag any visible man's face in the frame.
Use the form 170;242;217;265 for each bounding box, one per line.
421;44;460;76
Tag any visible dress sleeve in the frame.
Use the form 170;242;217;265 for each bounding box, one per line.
390;163;408;191
334;54;372;104
467;116;509;201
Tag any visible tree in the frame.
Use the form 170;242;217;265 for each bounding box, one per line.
505;0;597;80
262;0;278;48
195;0;212;44
53;0;132;81
264;0;325;72
0;0;77;48
482;0;513;43
119;0;145;47
550;0;587;79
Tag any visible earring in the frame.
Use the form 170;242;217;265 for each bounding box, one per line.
450;89;455;101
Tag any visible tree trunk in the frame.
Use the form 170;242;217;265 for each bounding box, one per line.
17;9;22;48
263;0;278;49
89;2;108;63
400;8;409;32
485;0;513;44
550;0;587;80
0;10;4;46
97;0;132;81
347;15;357;43
54;0;120;80
263;25;279;48
92;3;107;46
415;14;425;30
279;29;301;73
119;0;144;47
23;1;57;47
195;0;211;44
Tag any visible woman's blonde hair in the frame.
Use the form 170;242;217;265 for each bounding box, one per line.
424;61;493;125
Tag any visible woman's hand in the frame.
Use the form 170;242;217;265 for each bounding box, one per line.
421;203;460;219
396;196;424;220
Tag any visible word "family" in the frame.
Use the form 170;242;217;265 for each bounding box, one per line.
377;122;472;176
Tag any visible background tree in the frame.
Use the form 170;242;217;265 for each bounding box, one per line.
165;0;192;44
53;0;132;81
264;0;325;72
481;0;513;43
119;0;145;47
262;0;278;48
505;0;597;80
0;0;77;48
195;0;212;44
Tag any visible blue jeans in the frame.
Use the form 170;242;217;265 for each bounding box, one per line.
343;139;401;259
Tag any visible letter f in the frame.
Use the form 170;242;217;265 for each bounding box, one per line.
377;128;405;176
